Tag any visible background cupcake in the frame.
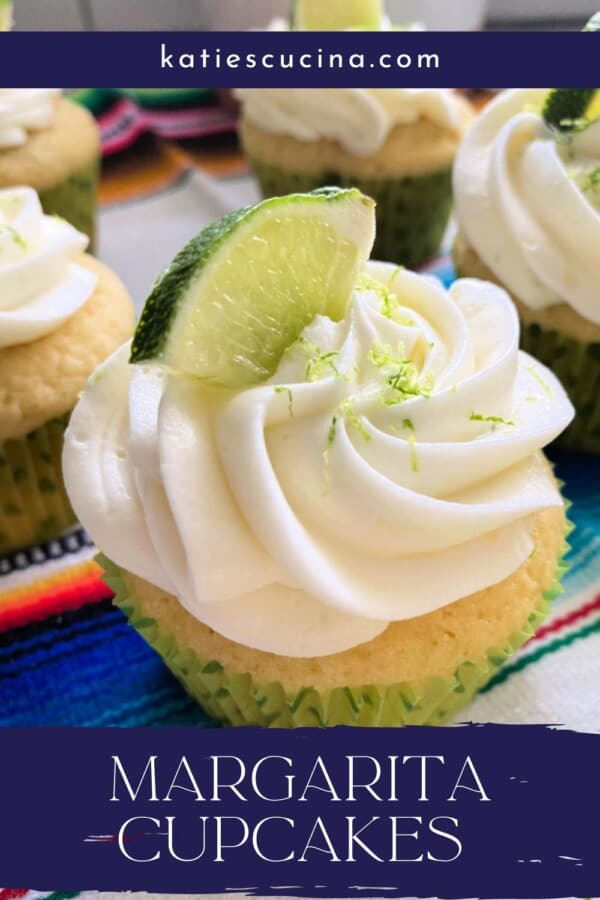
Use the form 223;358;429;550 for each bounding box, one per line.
64;189;573;727
0;90;101;245
0;0;12;30
236;1;472;269
0;186;134;555
454;87;600;453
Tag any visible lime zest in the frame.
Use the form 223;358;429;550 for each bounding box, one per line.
576;165;600;202
322;401;371;493
274;386;294;416
341;400;372;443
0;225;27;251
470;412;515;429
368;340;433;407
295;336;343;382
356;270;414;323
402;418;419;472
526;364;554;400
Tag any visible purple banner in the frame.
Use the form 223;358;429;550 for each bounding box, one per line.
0;724;597;896
0;31;598;88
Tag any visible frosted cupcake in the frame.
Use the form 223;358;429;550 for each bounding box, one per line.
64;188;573;727
0;186;133;555
236;2;472;268
0;90;100;245
454;88;600;453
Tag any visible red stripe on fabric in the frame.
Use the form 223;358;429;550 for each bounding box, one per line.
98;97;236;155
0;572;113;632
0;890;29;899
530;593;600;644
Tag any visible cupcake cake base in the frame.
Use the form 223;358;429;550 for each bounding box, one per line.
0;256;134;556
0;417;75;554
454;234;600;454
101;503;569;728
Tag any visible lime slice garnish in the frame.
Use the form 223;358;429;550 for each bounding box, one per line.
0;0;13;30
291;0;383;31
543;13;599;131
543;89;598;132
130;188;376;388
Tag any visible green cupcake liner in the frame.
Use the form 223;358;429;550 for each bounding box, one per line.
248;157;453;270
0;416;76;556
101;526;570;727
519;321;600;455
38;157;100;249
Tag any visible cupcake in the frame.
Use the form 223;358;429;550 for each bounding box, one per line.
0;90;101;245
236;6;472;269
64;188;573;727
0;186;134;555
453;88;600;453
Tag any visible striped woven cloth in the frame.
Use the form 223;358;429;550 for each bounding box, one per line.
0;96;599;732
0;889;593;900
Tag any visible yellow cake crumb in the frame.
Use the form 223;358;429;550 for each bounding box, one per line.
0;255;134;441
0;97;99;193
240;96;473;179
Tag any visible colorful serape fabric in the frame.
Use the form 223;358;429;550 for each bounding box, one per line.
0;98;599;733
73;89;238;157
0;889;594;900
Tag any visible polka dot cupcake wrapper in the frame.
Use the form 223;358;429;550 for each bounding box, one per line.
520;320;600;455
38;156;100;250
0;416;76;557
101;539;569;728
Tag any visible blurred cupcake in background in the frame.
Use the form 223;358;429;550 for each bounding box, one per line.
0;90;101;245
0;0;12;29
454;87;600;453
0;186;134;555
236;0;473;269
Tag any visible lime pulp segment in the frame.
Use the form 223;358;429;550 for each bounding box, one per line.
130;188;376;388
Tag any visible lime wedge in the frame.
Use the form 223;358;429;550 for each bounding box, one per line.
130;188;376;388
0;0;13;30
543;89;598;132
543;14;599;130
291;0;383;31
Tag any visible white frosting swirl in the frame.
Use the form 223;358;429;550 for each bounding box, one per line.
0;89;60;149
454;88;600;325
0;187;97;348
237;87;465;157
64;264;573;658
